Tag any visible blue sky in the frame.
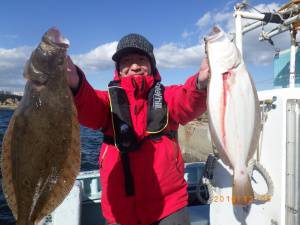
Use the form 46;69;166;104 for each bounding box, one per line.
0;0;289;92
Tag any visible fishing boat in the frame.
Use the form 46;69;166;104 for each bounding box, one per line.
37;163;210;225
39;1;300;224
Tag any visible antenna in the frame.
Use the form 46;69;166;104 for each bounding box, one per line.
234;1;300;88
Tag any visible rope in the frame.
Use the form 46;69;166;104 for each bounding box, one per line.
247;159;274;202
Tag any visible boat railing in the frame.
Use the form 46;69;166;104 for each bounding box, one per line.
77;170;101;203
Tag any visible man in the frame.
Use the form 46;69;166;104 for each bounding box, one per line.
67;33;209;225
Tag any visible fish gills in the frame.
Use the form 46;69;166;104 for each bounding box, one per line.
1;27;80;225
205;26;261;205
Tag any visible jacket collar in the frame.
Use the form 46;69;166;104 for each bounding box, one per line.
112;70;162;99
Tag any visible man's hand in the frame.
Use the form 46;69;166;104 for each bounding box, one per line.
197;56;210;90
66;56;79;89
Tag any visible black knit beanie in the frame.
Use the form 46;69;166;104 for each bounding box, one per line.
112;33;156;72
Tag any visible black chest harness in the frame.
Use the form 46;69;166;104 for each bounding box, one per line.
104;80;177;196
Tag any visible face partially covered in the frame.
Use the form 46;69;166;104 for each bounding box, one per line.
119;53;152;77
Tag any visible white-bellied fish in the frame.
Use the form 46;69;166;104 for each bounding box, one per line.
1;28;80;225
205;26;261;205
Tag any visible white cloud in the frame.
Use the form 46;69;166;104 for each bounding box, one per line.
242;24;290;66
155;43;204;68
181;30;193;39
236;3;287;65
0;47;32;71
72;42;117;71
214;12;232;24
196;12;212;29
0;47;32;91
0;42;118;91
0;2;292;91
214;12;234;31
252;3;279;12
192;2;288;66
179;2;286;68
72;40;205;70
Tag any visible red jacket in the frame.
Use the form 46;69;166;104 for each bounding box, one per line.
74;69;207;225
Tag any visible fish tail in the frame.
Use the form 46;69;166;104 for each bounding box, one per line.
232;168;254;205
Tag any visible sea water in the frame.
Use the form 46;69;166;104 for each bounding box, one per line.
0;109;103;225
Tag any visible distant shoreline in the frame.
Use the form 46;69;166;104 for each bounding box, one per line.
0;105;17;110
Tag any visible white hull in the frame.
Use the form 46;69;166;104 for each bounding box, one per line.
210;88;300;225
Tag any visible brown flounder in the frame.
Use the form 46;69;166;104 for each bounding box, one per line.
1;28;80;225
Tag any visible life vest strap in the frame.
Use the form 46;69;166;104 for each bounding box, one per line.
120;152;135;196
103;130;177;146
103;130;178;196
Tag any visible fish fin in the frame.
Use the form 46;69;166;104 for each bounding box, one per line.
232;168;254;205
247;90;262;163
1;115;18;219
33;108;81;223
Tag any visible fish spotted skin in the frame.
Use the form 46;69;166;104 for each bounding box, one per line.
205;26;261;205
1;28;80;225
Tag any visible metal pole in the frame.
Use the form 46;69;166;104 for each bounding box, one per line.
290;29;297;88
235;11;243;57
284;14;300;26
243;21;265;34
236;11;266;20
259;25;290;40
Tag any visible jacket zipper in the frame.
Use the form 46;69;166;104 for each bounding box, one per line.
99;145;108;169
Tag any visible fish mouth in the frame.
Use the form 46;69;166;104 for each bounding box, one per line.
43;27;70;49
204;25;224;43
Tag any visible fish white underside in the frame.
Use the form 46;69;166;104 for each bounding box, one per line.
205;25;260;205
208;64;257;168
